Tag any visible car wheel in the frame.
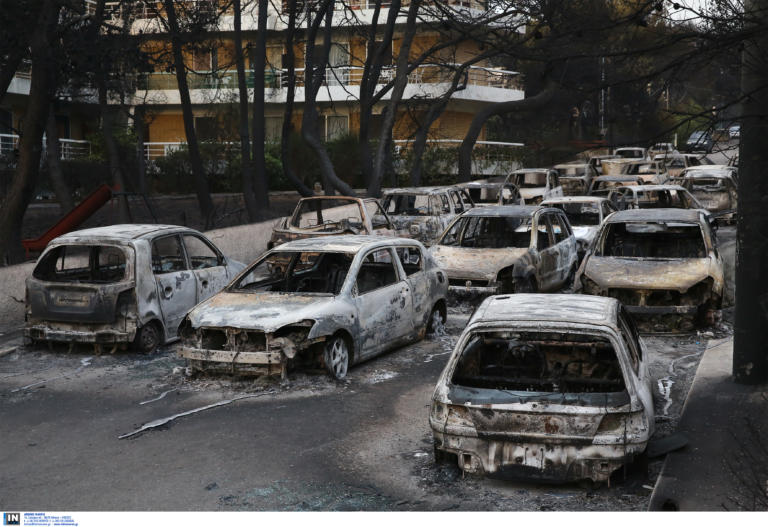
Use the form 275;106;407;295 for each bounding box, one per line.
134;322;161;354
515;276;537;293
427;305;446;336
324;335;349;380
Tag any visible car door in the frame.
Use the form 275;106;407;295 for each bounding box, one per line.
618;309;655;432
151;234;197;338
353;247;415;358
532;212;558;291
395;245;429;324
449;190;466;215
551;212;578;285
182;234;229;303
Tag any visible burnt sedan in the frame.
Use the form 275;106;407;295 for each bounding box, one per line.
429;206;578;295
430;294;654;484
25;225;245;354
541;196;617;261
179;236;448;379
578;208;724;331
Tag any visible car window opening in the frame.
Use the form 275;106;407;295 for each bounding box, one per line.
451;331;626;394
234;251;353;295
33;245;128;283
600;222;706;258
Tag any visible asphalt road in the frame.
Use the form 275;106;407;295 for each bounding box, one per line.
0;142;738;511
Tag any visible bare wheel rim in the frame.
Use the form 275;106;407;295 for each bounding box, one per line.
329;338;348;378
140;325;159;353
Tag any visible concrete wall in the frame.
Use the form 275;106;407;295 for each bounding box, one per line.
0;217;281;333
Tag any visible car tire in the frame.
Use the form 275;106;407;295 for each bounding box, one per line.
134;322;161;354
324;334;349;380
426;305;446;336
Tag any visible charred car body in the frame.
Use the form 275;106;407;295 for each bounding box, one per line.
677;169;738;222
619;160;669;185
461;181;523;208
429;206;578;295
430;294;654;484
552;163;598;196
502;169;563;205
587;175;645;197
607;184;704;212
578;208;724;330
269;196;394;248
179;236;448;379
25;225;245;353
381;187;474;246
541;196;617;261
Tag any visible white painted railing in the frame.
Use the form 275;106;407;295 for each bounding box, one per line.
138;64;521;91
0;134;91;160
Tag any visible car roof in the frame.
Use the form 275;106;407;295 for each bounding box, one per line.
383;186;453;195
461;205;541;217
682;171;733;179
54;224;192;242
470;293;620;328
542;196;608;205
274;235;423;253
462;181;503;188
297;195;364;203
594;175;642;181
606;208;703;223
553;163;589;168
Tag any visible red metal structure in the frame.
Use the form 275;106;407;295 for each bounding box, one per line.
22;184;113;258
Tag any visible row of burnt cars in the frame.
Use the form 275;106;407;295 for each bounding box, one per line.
21;146;734;485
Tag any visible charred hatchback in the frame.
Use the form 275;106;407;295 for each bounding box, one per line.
430;294;654;484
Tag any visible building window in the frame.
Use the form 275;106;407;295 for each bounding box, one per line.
325;115;348;141
266;117;283;142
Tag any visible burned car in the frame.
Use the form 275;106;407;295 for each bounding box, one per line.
678;169;738;222
613;147;648;160
587;175;645;197
269;196;394;248
541;196;617;260
430;294;654;484
502;169;563;205
429;206;578;294
619;160;669;184
607;184;704;212
578;208;724;330
462;181;523;208
587;154;620;175
381;187;474;246
25;225;245;354
179;236;448;379
552;163;598;196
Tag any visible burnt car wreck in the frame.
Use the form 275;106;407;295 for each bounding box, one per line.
430;294;654;484
578;208;724;331
179;236;448;379
25;225;244;354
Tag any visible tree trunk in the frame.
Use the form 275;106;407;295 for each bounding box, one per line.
163;0;215;227
233;0;259;220
457;79;557;183
250;0;270;214
98;80;131;223
280;0;312;197
301;0;355;196
0;0;58;264
367;0;420;197
45;106;74;212
733;0;768;384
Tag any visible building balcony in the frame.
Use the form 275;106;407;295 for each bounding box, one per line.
135;64;522;105
0;134;92;161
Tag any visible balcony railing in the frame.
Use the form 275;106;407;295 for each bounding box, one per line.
0;134;91;161
137;64;521;91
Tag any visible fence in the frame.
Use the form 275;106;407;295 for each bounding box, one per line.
0;134;91;161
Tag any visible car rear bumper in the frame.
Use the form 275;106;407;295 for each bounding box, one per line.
431;427;647;483
25;324;134;344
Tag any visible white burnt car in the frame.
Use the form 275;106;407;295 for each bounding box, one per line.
430;294;654;484
578;208;724;331
269;196;394;248
607;184;704;212
541;196;617;260
552;163;599;196
502;169;563;205
381;187;474;246
25;225;245;354
429;206;578;294
179;236;448;379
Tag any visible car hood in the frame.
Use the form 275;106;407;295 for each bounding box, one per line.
430;245;528;281
187;291;335;332
585;256;712;292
